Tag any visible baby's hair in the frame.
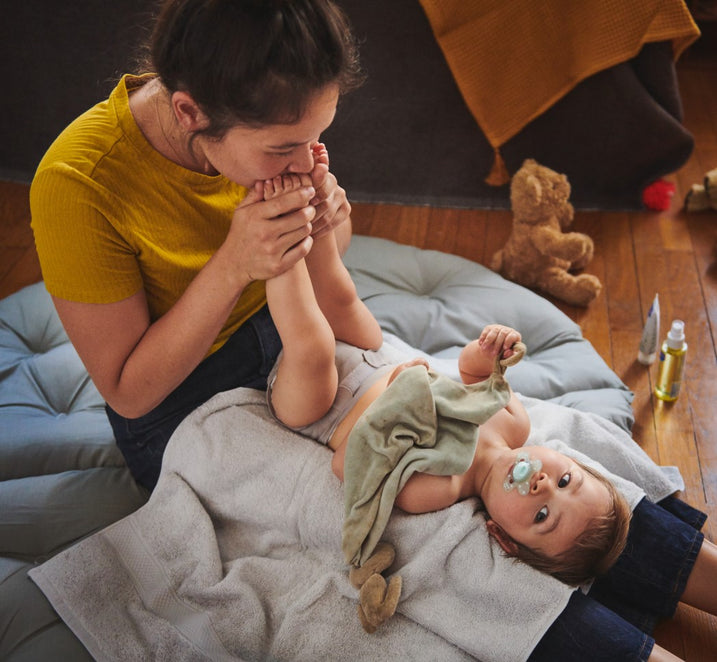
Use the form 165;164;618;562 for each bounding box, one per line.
509;461;632;586
146;0;363;135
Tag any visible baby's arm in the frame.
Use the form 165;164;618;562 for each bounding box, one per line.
394;473;465;513
458;324;522;384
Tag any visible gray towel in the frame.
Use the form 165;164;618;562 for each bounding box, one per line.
28;388;682;662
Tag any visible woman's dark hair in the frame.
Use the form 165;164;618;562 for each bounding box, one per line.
147;0;363;135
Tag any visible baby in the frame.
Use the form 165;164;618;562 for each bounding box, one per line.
262;165;630;586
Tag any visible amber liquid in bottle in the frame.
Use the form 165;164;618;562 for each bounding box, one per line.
655;320;687;402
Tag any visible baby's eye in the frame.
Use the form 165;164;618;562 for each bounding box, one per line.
558;473;571;489
534;506;548;523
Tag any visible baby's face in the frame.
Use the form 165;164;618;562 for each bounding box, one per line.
482;447;611;558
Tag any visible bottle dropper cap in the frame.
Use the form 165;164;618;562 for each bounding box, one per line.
665;320;685;350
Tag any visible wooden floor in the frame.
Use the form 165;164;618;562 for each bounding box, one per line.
1;29;716;662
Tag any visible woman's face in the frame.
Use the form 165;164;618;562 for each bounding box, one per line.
197;85;340;186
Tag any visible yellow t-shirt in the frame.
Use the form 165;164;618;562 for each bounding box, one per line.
31;74;266;355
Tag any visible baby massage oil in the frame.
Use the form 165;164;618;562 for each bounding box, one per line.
655;320;688;402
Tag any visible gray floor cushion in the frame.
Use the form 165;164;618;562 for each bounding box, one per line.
0;235;633;659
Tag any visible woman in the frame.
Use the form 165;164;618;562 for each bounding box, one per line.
31;0;362;491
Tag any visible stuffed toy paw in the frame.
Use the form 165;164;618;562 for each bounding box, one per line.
357;573;403;634
348;541;395;588
684;167;717;212
349;541;402;633
490;159;602;307
498;341;526;370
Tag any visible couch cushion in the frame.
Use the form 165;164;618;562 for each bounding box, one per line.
0;468;147;559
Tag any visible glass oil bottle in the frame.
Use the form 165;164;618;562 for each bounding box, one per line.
655;320;687;402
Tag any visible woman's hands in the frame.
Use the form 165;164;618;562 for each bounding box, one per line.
222;143;351;286
221;179;316;285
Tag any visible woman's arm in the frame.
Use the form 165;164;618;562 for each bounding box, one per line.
54;183;317;418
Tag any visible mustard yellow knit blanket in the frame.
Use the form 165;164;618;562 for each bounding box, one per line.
419;0;699;151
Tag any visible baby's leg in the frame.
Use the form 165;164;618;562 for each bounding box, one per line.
306;145;383;350
305;232;383;350
386;358;430;386
264;175;338;428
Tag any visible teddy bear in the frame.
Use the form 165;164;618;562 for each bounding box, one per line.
490;159;602;307
684;167;717;212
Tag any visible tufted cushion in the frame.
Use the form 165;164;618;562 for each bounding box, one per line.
0;238;634;659
0;240;634;559
0;557;93;661
0;283;119;476
0;282;147;560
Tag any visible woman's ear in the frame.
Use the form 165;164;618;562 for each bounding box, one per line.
485;519;519;556
171;91;210;132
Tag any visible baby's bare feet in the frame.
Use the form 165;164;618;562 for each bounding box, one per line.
262;173;313;201
311;143;330;193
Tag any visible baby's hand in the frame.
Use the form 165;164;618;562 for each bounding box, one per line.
478;325;522;360
459;325;521;384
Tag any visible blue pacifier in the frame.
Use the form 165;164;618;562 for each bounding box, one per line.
503;451;542;496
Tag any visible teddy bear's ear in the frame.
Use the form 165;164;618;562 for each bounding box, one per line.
525;174;543;205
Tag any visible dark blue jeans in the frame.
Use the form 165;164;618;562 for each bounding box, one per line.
107;305;281;491
529;495;706;661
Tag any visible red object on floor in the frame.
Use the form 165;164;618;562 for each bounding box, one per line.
642;179;676;211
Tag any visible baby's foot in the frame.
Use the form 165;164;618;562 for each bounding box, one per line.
311;143;330;191
262;172;313;201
